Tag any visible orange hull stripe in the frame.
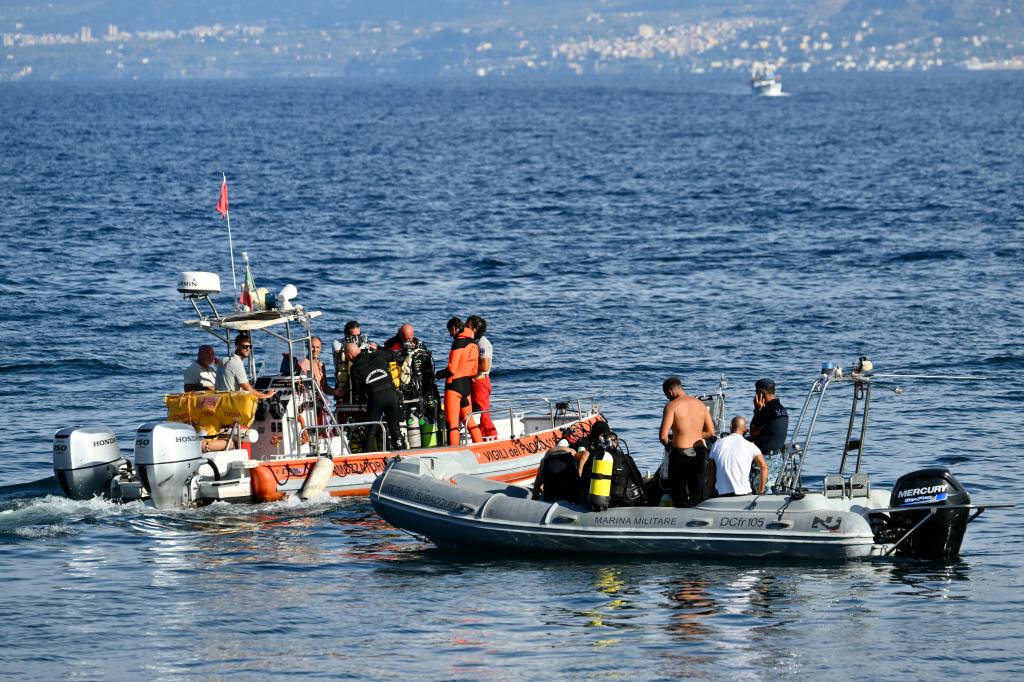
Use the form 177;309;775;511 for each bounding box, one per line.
249;414;603;502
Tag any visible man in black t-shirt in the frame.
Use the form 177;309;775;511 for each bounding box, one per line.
749;377;788;491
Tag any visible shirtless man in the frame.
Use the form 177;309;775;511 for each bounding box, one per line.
299;336;335;397
659;376;717;507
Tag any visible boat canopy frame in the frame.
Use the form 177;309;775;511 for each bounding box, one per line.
182;291;350;458
775;365;876;495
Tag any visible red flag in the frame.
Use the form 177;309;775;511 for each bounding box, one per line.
216;176;229;218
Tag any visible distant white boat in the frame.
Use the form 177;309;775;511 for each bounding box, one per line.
751;64;783;96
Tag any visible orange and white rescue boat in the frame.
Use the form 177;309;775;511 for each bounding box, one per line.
51;270;605;509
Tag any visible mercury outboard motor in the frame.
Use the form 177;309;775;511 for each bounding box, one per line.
885;468;971;561
134;421;204;510
53;427;124;500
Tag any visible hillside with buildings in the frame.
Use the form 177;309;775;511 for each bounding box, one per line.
2;1;1022;80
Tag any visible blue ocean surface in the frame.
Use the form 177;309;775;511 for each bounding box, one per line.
1;71;1023;679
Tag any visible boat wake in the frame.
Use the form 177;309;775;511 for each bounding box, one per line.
0;479;349;542
0;493;146;541
0;475;63;498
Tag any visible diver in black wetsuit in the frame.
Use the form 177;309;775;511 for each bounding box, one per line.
346;342;404;451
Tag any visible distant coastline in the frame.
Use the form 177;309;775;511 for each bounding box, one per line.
4;3;1024;82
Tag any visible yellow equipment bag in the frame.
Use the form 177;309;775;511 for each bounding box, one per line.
165;391;259;436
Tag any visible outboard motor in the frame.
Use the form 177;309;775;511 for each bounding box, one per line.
134;421;203;510
885;468;971;561
53;427;124;500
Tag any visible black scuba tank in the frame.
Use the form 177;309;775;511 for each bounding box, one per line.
609;450;646;507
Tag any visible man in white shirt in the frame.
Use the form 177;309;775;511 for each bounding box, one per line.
466;315;497;439
708;416;768;496
215;334;276;399
183;344;218;392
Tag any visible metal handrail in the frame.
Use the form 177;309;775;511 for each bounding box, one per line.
334;419;389;453
776;373;832;493
448;395;598;444
777;369;885;494
464;395;598;441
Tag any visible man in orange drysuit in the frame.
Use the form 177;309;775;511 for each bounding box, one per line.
435;317;483;446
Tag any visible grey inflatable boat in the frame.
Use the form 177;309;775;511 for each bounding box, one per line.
371;362;1008;561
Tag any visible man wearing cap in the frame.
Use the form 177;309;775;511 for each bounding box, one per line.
749;377;788;491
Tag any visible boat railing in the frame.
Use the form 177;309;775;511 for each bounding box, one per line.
306;374;352;455
474;396;599;439
296;418;389;455
335;419;390;453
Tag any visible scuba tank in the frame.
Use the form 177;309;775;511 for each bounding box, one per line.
588;450;614;512
388;360;401;389
421;419;437;447
608;443;646;506
346;417;363;454
406;414;422;448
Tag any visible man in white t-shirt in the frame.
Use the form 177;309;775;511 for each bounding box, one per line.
708;416;768;496
466;315;497;439
183;344;218;392
214;334;276;399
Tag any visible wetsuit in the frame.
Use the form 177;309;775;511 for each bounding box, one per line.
438;328;483;445
350;349;404;451
667;444;708;508
750;397;789;490
384;335;432;405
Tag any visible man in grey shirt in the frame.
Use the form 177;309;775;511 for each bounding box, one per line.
183;344;218;391
215;334;276;399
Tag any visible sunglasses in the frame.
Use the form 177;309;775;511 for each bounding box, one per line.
238;344;253;350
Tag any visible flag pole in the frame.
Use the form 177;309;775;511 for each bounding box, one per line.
222;173;240;311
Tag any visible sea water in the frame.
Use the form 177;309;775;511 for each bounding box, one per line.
1;71;1022;679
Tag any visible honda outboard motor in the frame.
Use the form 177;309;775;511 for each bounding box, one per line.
886;468;971;561
134;421;203;510
53;427;124;500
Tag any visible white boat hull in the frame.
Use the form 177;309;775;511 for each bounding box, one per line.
752;80;783;96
